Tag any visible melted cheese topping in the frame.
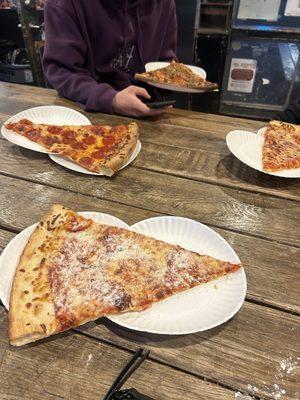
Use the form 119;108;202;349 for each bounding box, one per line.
6;120;136;173
143;61;217;90
46;220;239;327
263;122;300;171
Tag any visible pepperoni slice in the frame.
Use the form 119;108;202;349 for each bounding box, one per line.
91;149;108;159
26;130;41;142
102;135;116;146
91;126;105;136
62;137;72;144
43;136;57;147
73;141;88;150
48;126;62;135
83;135;96;145
66;214;93;232
62;130;76;139
19;119;33;126
79;156;93;167
5;123;16;130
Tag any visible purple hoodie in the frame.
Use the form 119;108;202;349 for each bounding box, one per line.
43;0;177;113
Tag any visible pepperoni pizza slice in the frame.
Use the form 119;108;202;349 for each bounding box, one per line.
262;120;300;172
5;119;138;176
9;204;241;346
135;60;218;91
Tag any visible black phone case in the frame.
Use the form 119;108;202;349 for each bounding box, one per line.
146;100;176;109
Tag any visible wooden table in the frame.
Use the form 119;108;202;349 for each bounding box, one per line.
0;82;299;400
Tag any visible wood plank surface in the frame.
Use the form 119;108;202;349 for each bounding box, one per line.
0;81;264;155
0;82;264;132
0;82;264;153
0;176;299;314
2;83;299;203
134;142;300;201
0;81;299;400
75;302;300;400
1;111;300;202
1;229;299;399
0;308;234;400
0;94;261;156
0;229;14;252
0;140;299;248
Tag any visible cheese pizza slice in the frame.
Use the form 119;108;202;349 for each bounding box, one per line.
262;120;300;172
5;119;138;176
9;205;241;346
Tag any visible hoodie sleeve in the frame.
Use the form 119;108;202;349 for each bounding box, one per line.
159;0;177;61
273;97;300;125
43;1;117;114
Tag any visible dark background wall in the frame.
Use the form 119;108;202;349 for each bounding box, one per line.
174;0;198;109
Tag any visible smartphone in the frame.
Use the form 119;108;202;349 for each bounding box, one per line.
146;100;176;109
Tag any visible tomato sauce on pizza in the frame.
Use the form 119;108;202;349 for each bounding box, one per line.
5;119;138;176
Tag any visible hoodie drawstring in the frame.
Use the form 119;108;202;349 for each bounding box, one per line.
135;4;144;68
123;0;144;71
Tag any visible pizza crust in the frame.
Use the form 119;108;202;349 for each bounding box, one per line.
5;121;139;176
97;122;138;175
9;205;69;346
8;205;241;346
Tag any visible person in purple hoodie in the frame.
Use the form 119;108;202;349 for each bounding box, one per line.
43;0;177;117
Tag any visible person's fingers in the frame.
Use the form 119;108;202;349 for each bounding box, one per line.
130;101;151;116
132;101;165;117
144;108;165;116
130;86;151;99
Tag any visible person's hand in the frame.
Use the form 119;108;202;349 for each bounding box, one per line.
112;86;167;118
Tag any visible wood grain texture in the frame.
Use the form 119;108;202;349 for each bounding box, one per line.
0;81;263;131
2;83;299;204
0;82;299;400
0;95;258;156
75;302;300;400
0;176;299;314
0;90;262;156
1;110;299;202
0;140;299;248
0;226;299;398
134;142;300;202
0;175;156;232
0;308;234;400
0;230;14;252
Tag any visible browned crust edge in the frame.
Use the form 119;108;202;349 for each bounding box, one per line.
97;122;139;176
8;204;68;346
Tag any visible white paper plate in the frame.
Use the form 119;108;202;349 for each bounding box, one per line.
1;106;91;154
0;212;128;309
109;216;246;334
0;213;246;334
226;130;300;178
138;62;211;93
49;140;141;175
257;127;267;137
